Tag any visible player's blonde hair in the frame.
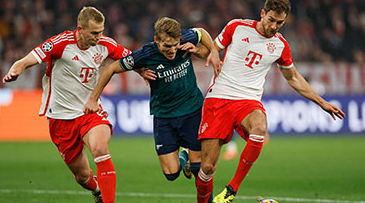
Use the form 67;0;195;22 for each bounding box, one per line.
154;17;181;40
77;6;105;28
264;0;291;16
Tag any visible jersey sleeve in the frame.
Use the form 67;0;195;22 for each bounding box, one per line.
215;19;239;49
100;36;131;60
30;32;69;64
119;43;154;71
180;29;200;46
276;36;294;68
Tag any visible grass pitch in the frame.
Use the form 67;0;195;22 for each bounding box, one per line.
0;135;364;203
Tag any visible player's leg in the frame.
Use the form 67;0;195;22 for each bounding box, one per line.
83;124;115;203
228;109;267;193
48;118;101;202
197;138;223;203
154;116;187;181
67;149;102;202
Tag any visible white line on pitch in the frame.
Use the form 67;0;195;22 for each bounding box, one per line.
0;189;364;203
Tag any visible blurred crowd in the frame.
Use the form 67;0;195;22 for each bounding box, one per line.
0;0;364;89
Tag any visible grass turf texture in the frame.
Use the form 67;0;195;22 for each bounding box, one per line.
0;136;364;203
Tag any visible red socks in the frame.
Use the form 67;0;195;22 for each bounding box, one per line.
95;154;116;203
196;168;214;203
228;134;264;192
79;169;98;191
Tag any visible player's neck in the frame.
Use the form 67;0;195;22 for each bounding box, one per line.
255;22;265;36
75;30;90;49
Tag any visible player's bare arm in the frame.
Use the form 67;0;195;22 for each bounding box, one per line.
195;28;222;77
83;60;125;114
206;41;223;77
280;66;346;120
2;53;38;83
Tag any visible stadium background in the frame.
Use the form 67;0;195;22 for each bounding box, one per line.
0;0;364;139
0;1;364;203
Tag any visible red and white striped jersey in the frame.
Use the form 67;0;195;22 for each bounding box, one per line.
31;30;131;119
206;19;293;101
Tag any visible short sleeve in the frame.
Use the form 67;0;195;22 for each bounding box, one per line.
276;37;293;68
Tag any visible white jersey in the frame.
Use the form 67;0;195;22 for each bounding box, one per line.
206;19;293;101
31;30;131;119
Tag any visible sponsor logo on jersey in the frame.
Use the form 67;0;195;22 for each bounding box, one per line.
123;55;134;70
266;43;276;54
35;47;46;59
72;55;79;61
42;42;53;52
93;53;103;64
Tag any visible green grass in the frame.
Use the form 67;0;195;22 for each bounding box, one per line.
0;136;365;203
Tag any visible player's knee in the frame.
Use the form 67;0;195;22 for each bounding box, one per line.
163;172;180;181
190;162;201;178
248;124;267;136
74;171;90;184
201;162;216;176
90;144;109;158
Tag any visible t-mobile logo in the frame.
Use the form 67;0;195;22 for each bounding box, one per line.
245;50;262;69
80;67;95;83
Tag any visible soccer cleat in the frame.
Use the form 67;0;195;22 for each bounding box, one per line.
92;190;103;203
183;160;193;179
92;176;103;203
213;185;236;203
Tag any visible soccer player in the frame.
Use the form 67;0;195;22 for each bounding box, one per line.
198;0;346;203
83;17;220;203
2;6;133;203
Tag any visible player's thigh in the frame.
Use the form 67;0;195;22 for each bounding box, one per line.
240;109;267;135
83;124;111;158
157;150;180;174
200;138;223;174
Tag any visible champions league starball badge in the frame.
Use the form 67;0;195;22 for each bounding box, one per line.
42;42;53;52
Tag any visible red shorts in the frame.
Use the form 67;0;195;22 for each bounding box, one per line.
198;98;266;144
48;112;112;165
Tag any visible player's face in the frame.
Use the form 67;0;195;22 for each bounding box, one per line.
80;20;104;47
155;35;180;60
260;9;287;38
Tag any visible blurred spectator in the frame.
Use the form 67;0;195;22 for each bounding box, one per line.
0;0;364;90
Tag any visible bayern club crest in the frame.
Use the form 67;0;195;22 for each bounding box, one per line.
93;53;103;64
266;43;276;54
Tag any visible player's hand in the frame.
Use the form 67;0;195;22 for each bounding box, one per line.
2;69;21;83
83;99;101;114
179;42;199;53
205;49;222;77
139;68;156;85
321;101;346;120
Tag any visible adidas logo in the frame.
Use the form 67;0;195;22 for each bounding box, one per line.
72;55;79;61
242;37;250;43
157;64;165;70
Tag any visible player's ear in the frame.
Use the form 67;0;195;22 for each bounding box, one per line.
260;9;266;18
154;36;159;43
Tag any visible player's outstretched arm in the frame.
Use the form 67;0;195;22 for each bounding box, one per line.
2;53;38;83
84;60;125;114
280;66;346;120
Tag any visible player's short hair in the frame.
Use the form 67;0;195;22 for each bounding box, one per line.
154;17;181;40
264;0;291;16
77;6;105;28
